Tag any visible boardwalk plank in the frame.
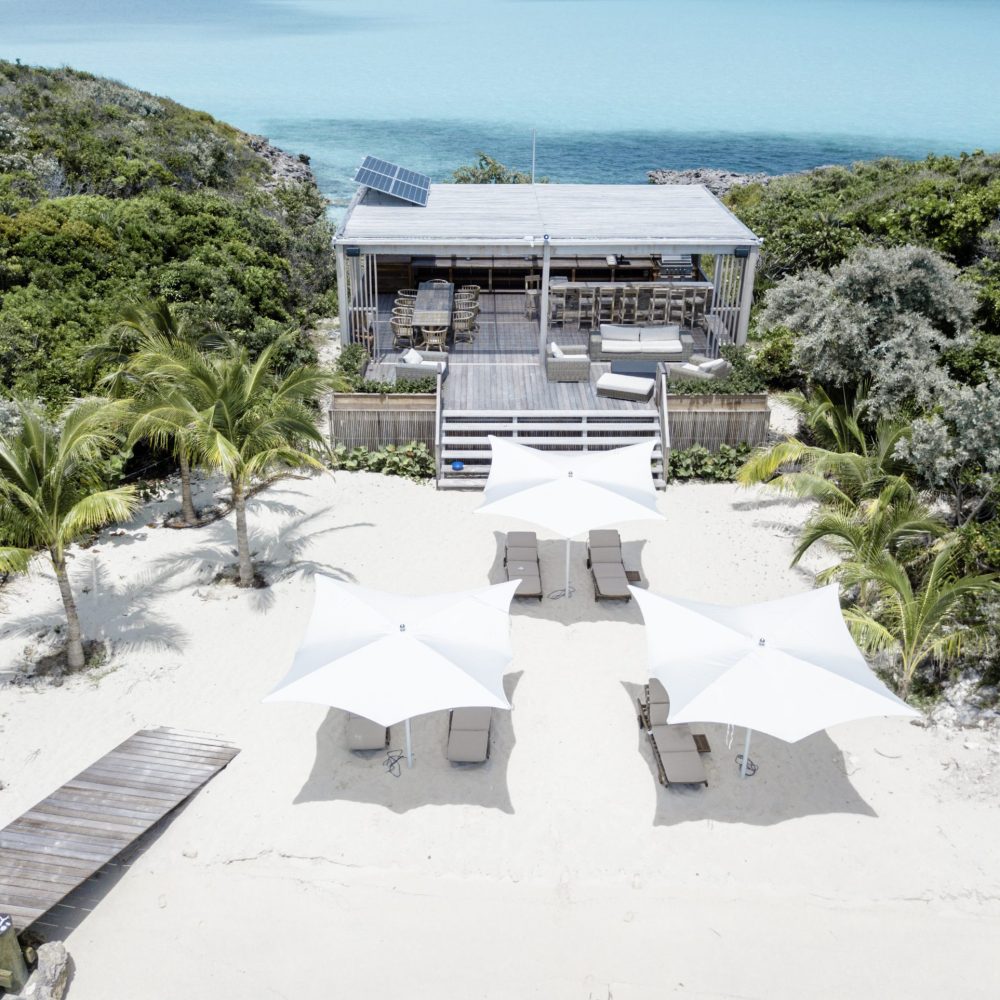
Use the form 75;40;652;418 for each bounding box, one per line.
0;727;238;931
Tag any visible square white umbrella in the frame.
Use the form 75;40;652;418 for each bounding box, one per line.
476;437;664;596
264;576;520;766
631;584;921;775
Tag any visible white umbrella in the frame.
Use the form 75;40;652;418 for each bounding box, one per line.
631;584;920;775
265;576;519;767
476;437;663;596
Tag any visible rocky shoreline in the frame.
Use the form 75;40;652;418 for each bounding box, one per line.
242;132;317;189
647;167;775;197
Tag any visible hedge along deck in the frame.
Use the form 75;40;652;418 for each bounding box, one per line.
0;727;239;934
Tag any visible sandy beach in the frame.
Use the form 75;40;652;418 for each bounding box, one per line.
2;471;998;999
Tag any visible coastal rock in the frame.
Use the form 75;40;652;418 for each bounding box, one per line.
10;942;72;1000
647;167;773;197
242;132;316;189
928;673;1000;730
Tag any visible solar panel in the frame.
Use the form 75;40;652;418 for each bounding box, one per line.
353;155;430;206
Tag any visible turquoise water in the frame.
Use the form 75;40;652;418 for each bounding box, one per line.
2;0;998;205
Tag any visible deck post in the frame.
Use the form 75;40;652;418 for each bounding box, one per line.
335;244;350;346
734;247;759;346
537;237;552;363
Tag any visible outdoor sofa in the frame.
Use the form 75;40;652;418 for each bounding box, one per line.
637;679;710;787
447;707;492;763
590;323;694;363
545;342;591;382
395;348;448;383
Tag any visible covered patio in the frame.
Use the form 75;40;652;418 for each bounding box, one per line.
333;182;762;387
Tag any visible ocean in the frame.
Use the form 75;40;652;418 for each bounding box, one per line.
2;0;998;207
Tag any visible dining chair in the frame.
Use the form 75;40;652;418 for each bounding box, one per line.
421;326;448;350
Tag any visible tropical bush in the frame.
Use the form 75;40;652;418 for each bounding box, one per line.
333;344;436;394
331;443;435;480
0;61;336;408
668;443;751;481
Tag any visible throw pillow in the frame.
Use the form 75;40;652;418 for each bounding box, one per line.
699;358;727;373
551;343;566;358
402;348;422;365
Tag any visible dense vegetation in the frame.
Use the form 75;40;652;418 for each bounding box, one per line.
0;61;336;405
722;154;1000;700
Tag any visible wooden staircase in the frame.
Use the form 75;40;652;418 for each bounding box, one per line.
437;409;666;489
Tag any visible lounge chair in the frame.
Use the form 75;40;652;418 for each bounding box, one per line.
587;529;631;601
447;707;492;762
346;712;389;751
636;680;710;787
504;530;543;600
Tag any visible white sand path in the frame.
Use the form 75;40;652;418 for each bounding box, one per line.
1;473;998;999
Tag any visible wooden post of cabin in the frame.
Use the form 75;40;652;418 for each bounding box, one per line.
537;237;552;363
335;244;350;347
734;246;759;346
0;914;29;994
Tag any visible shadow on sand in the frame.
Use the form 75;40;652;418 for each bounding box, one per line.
294;672;523;814
621;682;877;827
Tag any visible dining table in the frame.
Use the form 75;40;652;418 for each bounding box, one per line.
412;281;454;328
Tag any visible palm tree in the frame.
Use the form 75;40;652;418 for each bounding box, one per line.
841;541;1000;696
0;399;139;670
737;386;912;506
137;337;334;587
792;487;948;602
93;300;222;526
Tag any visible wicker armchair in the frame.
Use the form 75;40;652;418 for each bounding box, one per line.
545;343;591;382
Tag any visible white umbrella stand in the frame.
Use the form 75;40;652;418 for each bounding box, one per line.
477;438;664;599
632;585;920;778
265;578;520;768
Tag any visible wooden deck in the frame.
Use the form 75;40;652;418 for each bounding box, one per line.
0;727;239;933
367;292;710;412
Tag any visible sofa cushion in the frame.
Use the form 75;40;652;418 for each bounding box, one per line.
639;325;681;343
637;341;682;354
601;340;638;354
402;347;422;364
600;324;641;342
550;342;566;358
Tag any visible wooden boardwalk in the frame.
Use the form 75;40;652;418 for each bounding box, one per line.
0;727;239;932
366;291;709;412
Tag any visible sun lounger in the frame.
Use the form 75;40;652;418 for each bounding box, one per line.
637;683;710;787
346;712;389;751
504;531;543;600
447;706;492;762
587;530;631;601
588;529;641;583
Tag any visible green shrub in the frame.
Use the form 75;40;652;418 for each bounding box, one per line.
331;345;436;394
668;443;752;481
331;442;435;480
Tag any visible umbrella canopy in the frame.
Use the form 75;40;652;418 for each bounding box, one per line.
265;577;519;727
632;584;919;743
477;437;662;538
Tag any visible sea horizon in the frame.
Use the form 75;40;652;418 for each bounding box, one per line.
2;0;998;204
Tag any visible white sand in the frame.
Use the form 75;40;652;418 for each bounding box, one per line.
2;473;999;999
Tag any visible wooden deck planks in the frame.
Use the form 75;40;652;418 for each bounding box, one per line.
0;727;239;932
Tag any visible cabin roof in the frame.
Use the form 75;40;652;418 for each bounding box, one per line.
336;183;760;252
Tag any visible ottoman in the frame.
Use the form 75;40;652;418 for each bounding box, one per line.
596;372;655;402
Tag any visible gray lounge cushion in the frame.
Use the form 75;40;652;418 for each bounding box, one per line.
650;727;708;785
346;713;387;750
447;728;489;763
507;531;537;548
590;546;622;564
590;530;621;548
452;706;492;730
506;546;538;563
592;562;630;598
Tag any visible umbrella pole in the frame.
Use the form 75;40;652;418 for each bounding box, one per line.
405;718;413;768
740;728;752;777
565;538;571;598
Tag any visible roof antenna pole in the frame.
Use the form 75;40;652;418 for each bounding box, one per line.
531;129;536;185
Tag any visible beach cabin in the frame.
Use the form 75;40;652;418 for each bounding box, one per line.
333;164;762;486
